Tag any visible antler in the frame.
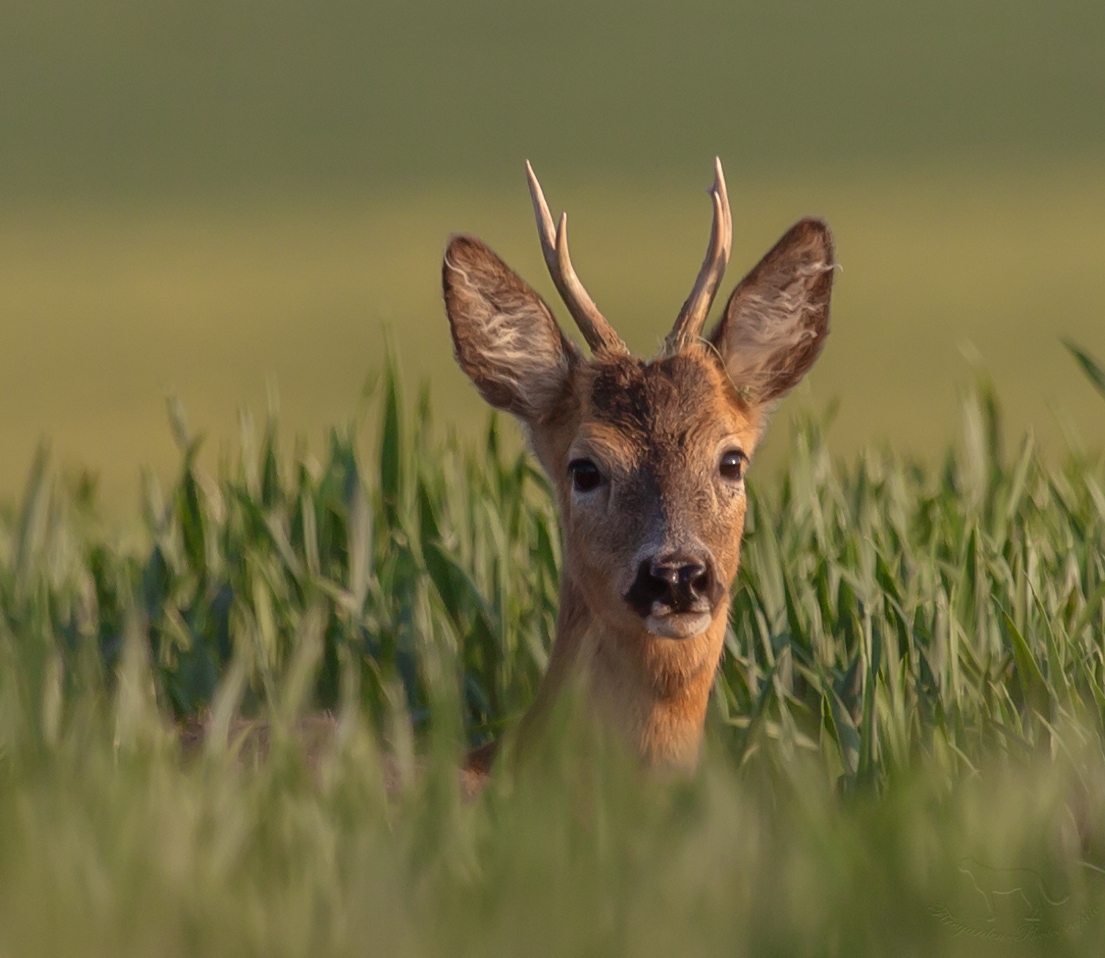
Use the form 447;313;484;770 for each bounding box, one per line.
526;161;628;356
664;157;732;354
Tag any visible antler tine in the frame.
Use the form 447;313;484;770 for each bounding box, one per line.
526;159;559;256
664;157;732;354
525;161;628;355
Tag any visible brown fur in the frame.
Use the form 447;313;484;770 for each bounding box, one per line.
443;177;835;783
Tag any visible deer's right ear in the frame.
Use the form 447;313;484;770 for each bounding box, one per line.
444;235;579;422
709;218;834;407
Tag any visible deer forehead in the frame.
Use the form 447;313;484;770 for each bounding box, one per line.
563;350;759;467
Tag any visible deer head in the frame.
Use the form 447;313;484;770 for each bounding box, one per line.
444;159;834;772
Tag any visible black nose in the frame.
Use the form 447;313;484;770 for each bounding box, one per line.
625;553;716;617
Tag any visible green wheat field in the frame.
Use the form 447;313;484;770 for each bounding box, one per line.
3;0;1105;954
2;358;1105;956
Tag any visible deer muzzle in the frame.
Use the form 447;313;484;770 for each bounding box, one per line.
624;552;722;639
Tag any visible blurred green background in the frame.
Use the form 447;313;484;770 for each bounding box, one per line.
1;0;1103;508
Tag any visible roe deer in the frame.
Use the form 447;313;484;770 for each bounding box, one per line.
444;159;835;780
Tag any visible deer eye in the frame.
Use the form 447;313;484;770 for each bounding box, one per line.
719;450;746;481
568;458;604;492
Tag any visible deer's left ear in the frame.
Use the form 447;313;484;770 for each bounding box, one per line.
444;234;580;423
709;218;835;406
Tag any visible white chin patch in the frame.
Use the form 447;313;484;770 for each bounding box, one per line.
645;611;712;640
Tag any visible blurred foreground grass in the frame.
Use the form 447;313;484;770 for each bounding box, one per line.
2;162;1104;509
1;358;1105;955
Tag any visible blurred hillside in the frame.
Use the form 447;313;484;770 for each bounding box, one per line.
1;0;1102;199
0;0;1103;508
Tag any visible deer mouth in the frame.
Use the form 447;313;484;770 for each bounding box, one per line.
644;610;714;639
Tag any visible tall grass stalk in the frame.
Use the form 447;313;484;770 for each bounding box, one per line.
1;362;1104;955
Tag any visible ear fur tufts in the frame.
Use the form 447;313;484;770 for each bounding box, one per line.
708;218;834;406
443;235;578;422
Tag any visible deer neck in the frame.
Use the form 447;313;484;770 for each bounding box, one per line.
530;574;728;771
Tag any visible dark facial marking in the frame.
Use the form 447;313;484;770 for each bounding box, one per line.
587;358;651;436
587;353;733;440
